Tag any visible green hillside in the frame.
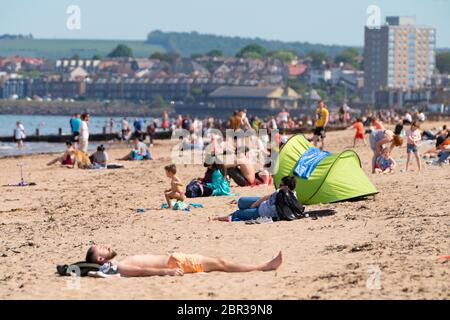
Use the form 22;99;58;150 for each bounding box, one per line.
0;39;164;59
146;30;362;57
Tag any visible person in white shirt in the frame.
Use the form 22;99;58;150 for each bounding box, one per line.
418;112;426;123
79;113;90;153
403;112;413;125
121;118;131;141
277;109;289;128
14;121;26;149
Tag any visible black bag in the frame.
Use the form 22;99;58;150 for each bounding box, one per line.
56;261;101;277
185;179;213;198
274;189;305;221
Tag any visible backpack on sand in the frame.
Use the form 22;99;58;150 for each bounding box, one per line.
274;189;306;221
56;261;101;277
185;179;213;198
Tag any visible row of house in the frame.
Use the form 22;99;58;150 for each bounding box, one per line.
0;76;264;100
0;76;299;109
0;56;46;72
0;54;366;92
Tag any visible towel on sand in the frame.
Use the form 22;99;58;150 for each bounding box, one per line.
161;202;204;211
294;147;331;179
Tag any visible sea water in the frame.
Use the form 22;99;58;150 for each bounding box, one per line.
0;114;157;137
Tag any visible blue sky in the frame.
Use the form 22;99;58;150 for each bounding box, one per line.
1;0;449;47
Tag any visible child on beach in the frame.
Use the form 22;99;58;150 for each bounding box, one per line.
351;118;366;147
164;164;185;208
374;148;396;174
405;121;422;172
47;141;76;167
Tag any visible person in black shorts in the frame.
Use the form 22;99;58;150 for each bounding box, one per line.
70;113;82;143
312;100;329;150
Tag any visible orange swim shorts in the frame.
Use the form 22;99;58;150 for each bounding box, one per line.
168;253;204;273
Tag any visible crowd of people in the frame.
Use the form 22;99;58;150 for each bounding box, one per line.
349;112;449;174
30;101;450;279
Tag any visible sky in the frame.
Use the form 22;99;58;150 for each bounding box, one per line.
1;0;449;47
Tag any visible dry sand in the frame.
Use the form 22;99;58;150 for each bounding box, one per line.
0;123;449;300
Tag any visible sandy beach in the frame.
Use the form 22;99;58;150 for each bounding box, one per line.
0;123;448;300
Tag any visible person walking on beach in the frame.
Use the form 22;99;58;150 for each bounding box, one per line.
14;121;26;149
161;111;169;131
182;114;192;131
312;100;329;150
70;113;82;145
350;118;366;147
109;118;116;134
79;113;90;153
121;118;131;141
133;118;143;140
228;111;241;131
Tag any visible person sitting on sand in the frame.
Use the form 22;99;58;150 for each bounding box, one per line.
84;245;282;277
47;141;76;167
374;148;396;174
90;145;109;168
226;147;271;187
203;162;231;196
426;134;450;165
436;135;450;165
210;176;296;222
369;129;395;173
120;137;152;161
164;164;185;208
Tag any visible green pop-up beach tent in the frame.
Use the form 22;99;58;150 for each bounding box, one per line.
274;134;378;205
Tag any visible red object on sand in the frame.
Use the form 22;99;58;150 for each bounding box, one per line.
436;256;450;262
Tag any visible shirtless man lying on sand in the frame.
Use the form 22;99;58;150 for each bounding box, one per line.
85;245;282;277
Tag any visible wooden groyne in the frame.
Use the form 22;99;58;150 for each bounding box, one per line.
0;130;173;143
0;125;348;143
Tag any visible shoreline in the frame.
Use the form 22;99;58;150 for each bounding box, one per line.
0;140;133;159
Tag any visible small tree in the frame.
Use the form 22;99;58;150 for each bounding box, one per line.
184;95;195;104
161;52;180;64
190;53;203;59
150;51;164;60
151;95;167;108
207;49;223;57
269;50;297;63
436;52;450;74
334;48;361;69
307;50;329;68
191;87;203;102
151;52;180;64
236;43;267;59
108;44;133;58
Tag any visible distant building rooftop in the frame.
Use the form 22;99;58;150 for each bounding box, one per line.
386;16;416;26
210;86;280;98
210;86;299;99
